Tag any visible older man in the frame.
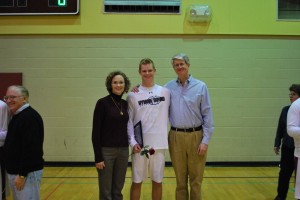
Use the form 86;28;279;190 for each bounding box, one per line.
3;85;44;200
166;53;214;200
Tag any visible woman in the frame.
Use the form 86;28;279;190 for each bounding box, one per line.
92;71;131;200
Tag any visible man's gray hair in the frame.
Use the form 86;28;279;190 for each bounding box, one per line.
171;53;190;65
8;85;29;99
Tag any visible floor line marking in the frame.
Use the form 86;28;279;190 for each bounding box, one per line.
44;179;65;200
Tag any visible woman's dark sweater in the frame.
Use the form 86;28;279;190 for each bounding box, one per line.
92;94;129;163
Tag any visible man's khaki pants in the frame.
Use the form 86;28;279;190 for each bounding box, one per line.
169;129;207;200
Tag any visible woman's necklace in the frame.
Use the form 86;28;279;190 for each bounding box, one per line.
111;96;123;115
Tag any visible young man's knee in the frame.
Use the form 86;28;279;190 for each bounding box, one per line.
132;182;142;189
152;179;162;185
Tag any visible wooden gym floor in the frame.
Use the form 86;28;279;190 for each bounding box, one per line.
6;166;295;200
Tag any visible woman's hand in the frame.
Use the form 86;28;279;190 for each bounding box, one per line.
95;161;105;170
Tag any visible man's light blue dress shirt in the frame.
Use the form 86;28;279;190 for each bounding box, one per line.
165;75;214;144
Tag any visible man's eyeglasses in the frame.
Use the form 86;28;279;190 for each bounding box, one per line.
3;95;23;102
173;63;185;68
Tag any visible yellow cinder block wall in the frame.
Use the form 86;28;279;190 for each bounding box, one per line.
0;0;300;163
0;35;299;162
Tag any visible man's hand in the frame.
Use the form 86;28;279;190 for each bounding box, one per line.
198;143;208;155
274;147;280;155
131;85;140;93
15;175;26;191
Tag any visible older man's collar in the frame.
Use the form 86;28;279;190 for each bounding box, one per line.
176;74;191;84
15;103;30;115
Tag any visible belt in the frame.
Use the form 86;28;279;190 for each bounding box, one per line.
171;126;202;132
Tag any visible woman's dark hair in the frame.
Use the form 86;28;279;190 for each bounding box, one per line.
290;84;300;96
105;71;131;94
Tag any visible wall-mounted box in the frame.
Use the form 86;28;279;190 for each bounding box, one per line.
187;4;212;23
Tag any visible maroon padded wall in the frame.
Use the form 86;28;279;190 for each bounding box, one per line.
0;73;22;99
